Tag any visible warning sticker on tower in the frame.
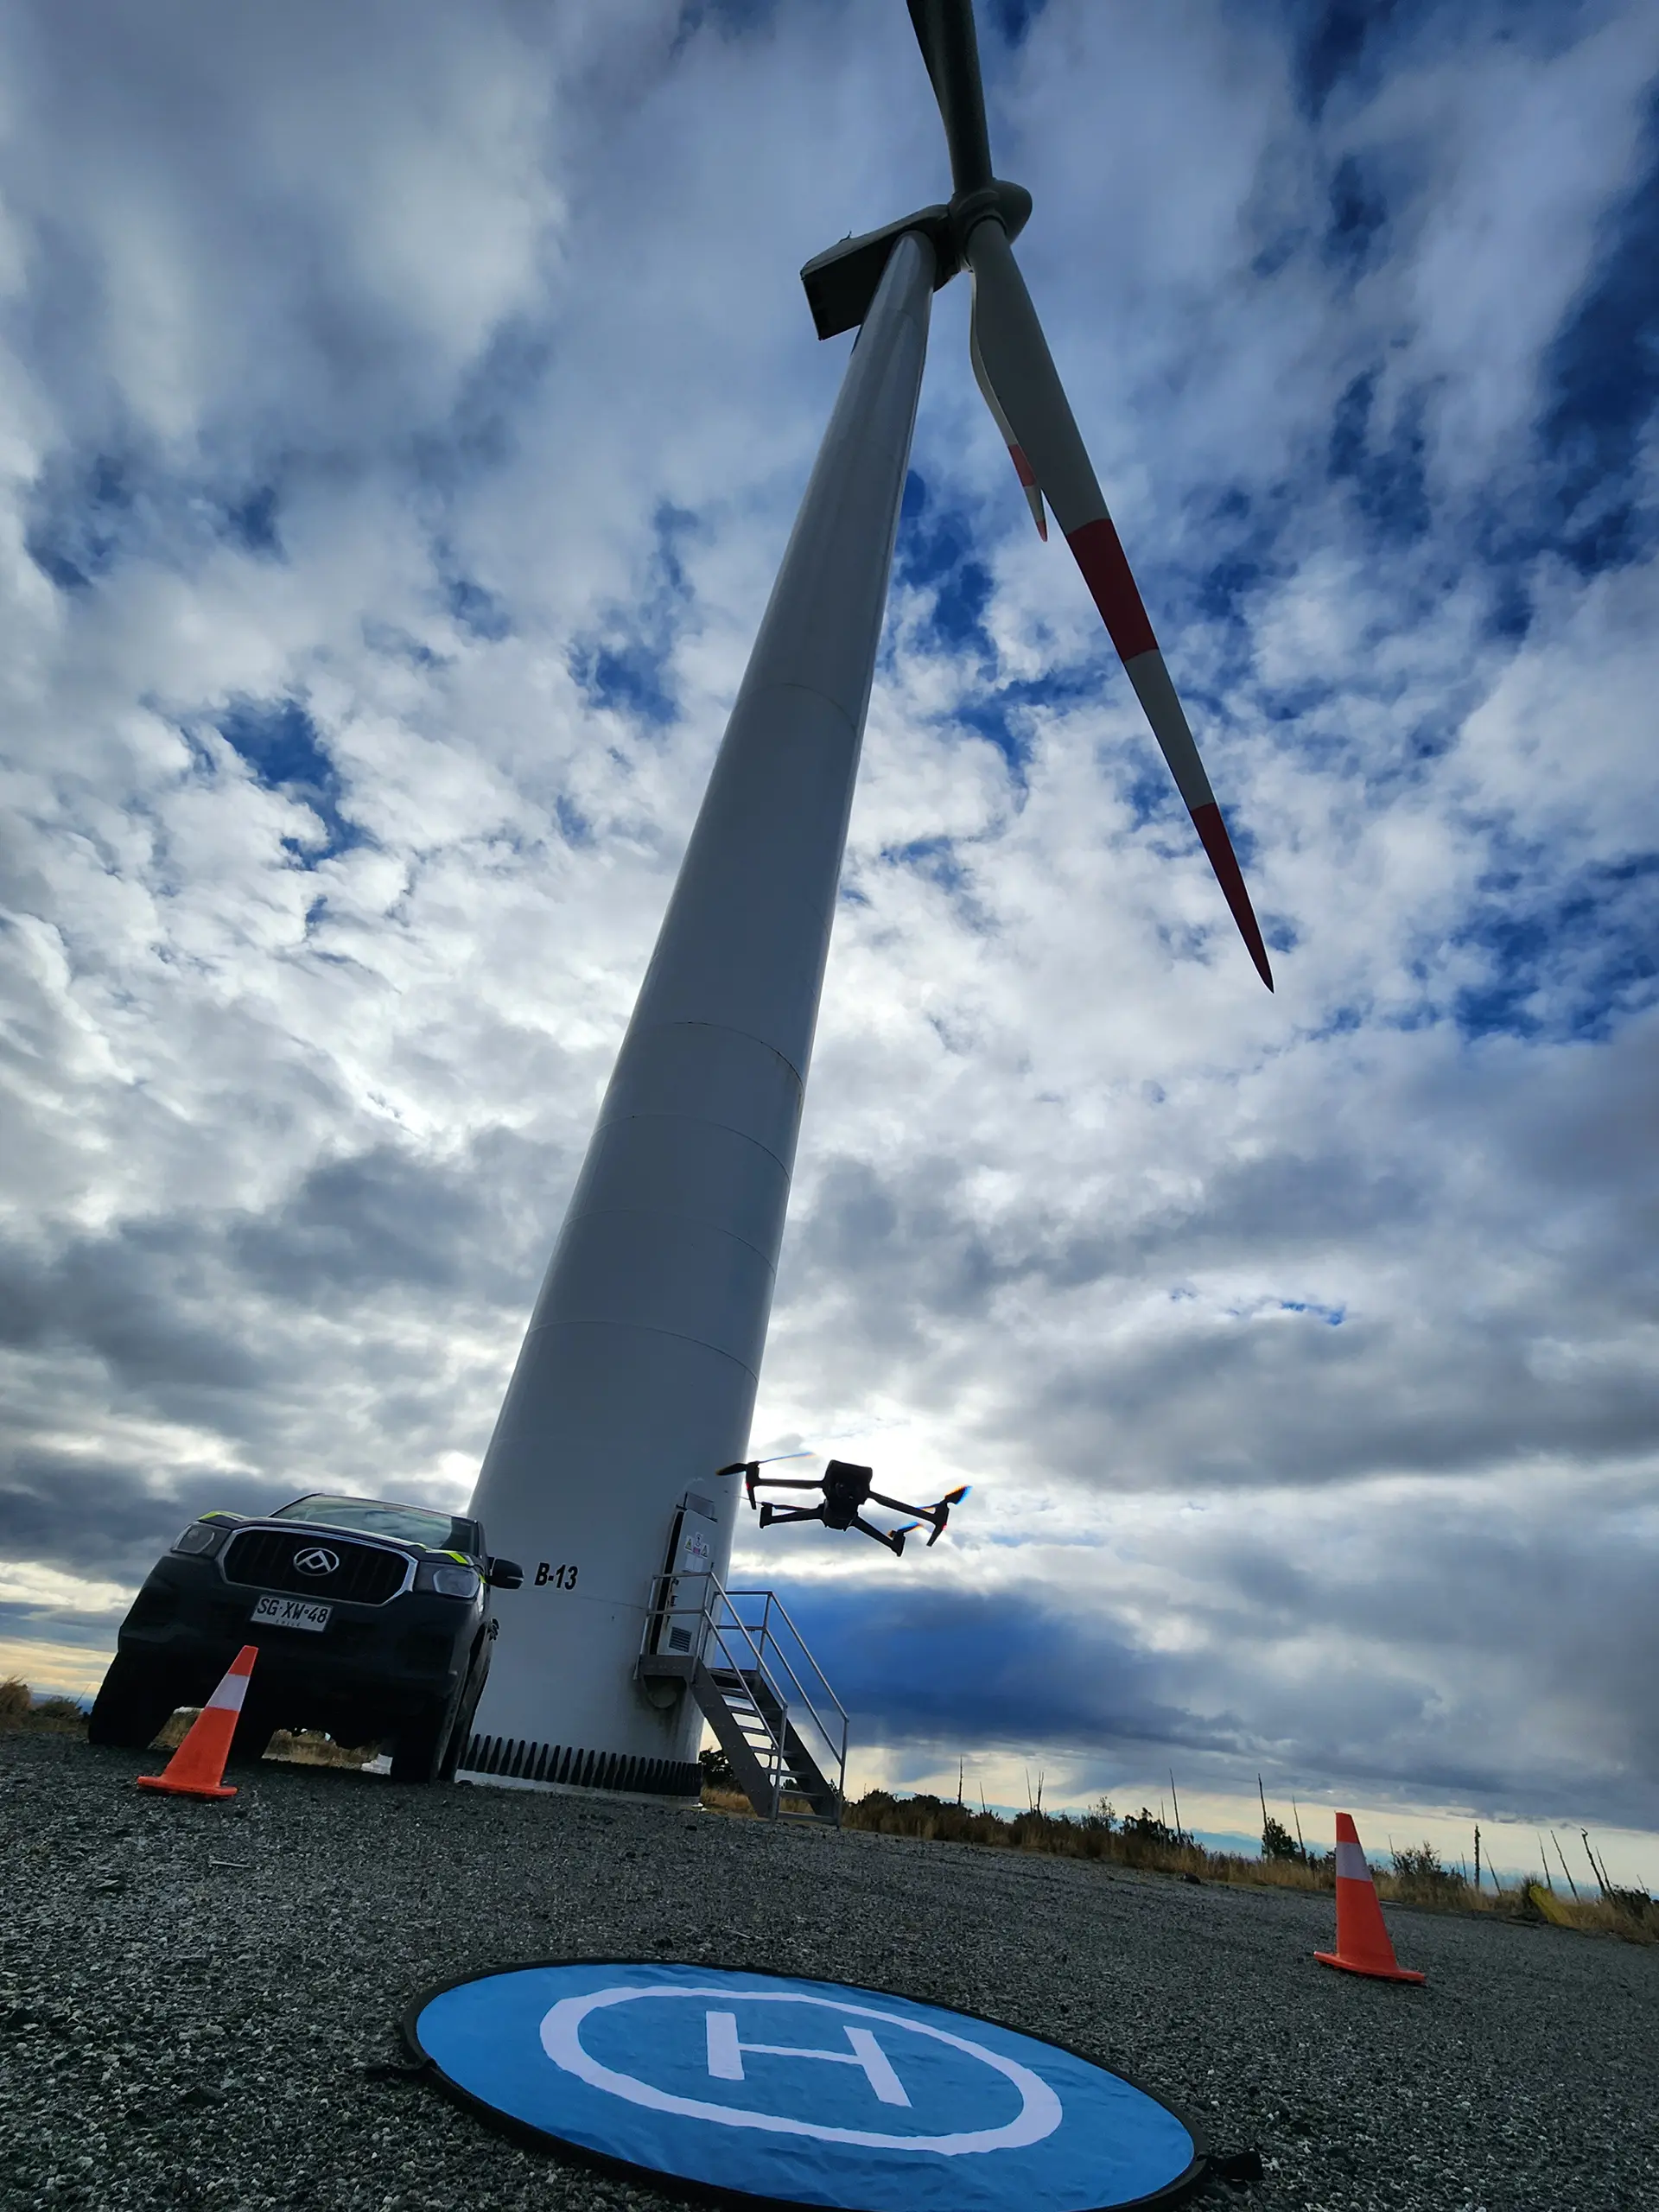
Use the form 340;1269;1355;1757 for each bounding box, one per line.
404;1961;1205;2211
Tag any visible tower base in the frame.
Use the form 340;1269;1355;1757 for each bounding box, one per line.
455;1732;700;1800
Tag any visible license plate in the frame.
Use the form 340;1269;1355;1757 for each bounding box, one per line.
251;1594;332;1633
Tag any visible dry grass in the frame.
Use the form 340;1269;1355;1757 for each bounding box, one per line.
0;1677;87;1733
1;1680;373;1766
154;1707;377;1766
836;1790;1659;1945
700;1785;821;1820
265;1730;378;1768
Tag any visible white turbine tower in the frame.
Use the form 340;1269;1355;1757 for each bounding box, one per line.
460;0;1270;1799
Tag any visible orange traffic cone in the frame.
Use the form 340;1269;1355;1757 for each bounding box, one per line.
1315;1812;1426;1983
137;1645;258;1801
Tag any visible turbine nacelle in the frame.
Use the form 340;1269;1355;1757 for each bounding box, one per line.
799;181;1030;343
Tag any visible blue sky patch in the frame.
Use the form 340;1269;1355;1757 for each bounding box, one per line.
987;0;1050;48
893;471;995;663
1327;369;1432;543
1324;152;1390;275
572;502;698;728
1537;87;1659;576
26;453;133;590
445;571;512;642
1450;849;1659;1042
217;698;366;863
26;450;285;589
1293;0;1403;118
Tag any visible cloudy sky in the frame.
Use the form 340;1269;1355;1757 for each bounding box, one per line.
2;0;1656;1873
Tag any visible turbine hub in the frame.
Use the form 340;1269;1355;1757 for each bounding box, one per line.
950;178;1032;251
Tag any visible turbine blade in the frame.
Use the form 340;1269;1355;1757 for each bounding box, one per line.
906;0;993;196
971;291;1046;538
965;217;1274;989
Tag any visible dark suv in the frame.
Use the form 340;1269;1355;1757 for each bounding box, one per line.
89;1494;523;1783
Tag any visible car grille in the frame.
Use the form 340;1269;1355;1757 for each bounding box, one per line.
222;1529;409;1605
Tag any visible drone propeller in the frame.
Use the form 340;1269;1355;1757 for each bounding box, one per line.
717;1452;813;1510
906;0;1273;991
925;1482;971;1545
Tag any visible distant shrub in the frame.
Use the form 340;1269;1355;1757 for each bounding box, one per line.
1261;1814;1303;1863
0;1681;86;1732
830;1785;1653;1944
1389;1841;1464;1904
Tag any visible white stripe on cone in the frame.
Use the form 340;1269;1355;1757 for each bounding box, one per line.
206;1665;252;1714
1335;1840;1370;1882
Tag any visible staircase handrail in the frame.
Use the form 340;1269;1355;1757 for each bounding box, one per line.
642;1573;795;1803
725;1586;849;1728
718;1587;847;1783
706;1606;789;1815
639;1568;846;1821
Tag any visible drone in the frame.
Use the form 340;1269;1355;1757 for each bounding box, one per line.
717;1457;969;1556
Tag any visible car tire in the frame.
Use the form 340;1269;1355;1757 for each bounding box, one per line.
87;1656;180;1750
226;1699;278;1765
390;1695;454;1784
439;1645;490;1783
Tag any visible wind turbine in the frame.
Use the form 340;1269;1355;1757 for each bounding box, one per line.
459;0;1270;1797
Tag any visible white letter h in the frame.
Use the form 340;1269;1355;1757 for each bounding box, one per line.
704;2011;911;2107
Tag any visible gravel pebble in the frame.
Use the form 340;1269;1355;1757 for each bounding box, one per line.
3;1730;1655;2210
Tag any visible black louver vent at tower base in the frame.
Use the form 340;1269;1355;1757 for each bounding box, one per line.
461;1736;700;1799
222;1529;408;1605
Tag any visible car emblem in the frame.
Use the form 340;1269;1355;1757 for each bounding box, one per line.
294;1546;340;1576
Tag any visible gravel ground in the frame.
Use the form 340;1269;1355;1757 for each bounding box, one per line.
3;1729;1655;2212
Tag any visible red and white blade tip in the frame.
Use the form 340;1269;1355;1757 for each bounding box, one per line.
1191;804;1274;990
1065;517;1274;990
1010;448;1047;539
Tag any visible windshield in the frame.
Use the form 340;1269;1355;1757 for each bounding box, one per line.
271;1495;479;1554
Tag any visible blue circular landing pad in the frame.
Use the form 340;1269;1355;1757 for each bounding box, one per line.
404;1961;1207;2211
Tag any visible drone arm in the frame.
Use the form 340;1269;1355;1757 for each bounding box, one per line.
866;1489;926;1516
852;1514;907;1556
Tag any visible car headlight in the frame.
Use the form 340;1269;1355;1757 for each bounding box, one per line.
171;1522;226;1557
417;1562;481;1599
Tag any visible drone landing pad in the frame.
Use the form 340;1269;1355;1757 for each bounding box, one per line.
404;1960;1206;2211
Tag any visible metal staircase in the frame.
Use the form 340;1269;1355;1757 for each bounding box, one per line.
638;1575;847;1826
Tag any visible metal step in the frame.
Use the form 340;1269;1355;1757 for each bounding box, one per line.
690;1662;838;1827
641;1575;848;1827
